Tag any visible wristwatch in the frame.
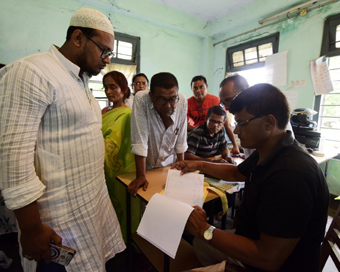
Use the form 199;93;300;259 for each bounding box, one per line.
203;225;216;243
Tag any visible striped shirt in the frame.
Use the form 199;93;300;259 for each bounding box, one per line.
0;45;125;271
186;124;227;158
131;90;188;169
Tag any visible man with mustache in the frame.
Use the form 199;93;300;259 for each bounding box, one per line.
173;84;328;272
188;75;240;154
185;105;233;163
128;72;187;196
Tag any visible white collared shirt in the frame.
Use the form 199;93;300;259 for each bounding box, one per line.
131;90;188;169
0;45;125;271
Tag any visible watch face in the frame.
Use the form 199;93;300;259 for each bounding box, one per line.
204;229;213;240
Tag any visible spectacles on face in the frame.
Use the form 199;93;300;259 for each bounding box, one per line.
154;95;179;106
219;98;234;107
234;115;263;129
83;32;115;59
208;119;224;126
134;82;148;86
220;89;245;107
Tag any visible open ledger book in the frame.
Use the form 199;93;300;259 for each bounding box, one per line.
137;169;204;258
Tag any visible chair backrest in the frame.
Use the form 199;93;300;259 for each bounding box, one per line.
320;204;340;271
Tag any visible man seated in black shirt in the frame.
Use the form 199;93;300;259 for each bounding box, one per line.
185;106;233;164
172;83;329;272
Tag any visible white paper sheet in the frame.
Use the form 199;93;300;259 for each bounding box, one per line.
287;80;306;88
264;51;287;87
283;90;298;111
164;169;204;207
137;193;194;259
310;56;334;95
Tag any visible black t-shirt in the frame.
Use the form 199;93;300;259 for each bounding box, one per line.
236;131;329;272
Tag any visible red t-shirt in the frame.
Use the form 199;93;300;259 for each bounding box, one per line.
187;94;220;127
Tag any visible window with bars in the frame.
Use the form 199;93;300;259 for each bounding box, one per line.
315;13;340;156
226;33;279;72
111;32;140;65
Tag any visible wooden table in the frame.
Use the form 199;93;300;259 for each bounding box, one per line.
117;166;221;203
117;166;209;272
309;149;338;177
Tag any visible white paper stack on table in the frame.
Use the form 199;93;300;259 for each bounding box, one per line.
137;169;204;258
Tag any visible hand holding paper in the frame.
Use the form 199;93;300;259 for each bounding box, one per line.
137;169;204;258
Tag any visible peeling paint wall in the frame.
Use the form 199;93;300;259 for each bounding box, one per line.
0;0;210;98
209;2;340;196
209;2;340;103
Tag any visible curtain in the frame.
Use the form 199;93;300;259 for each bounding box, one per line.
103;63;137;85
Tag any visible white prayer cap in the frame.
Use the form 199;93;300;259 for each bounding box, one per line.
70;8;114;36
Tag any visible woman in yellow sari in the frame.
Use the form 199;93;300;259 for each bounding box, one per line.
102;71;140;242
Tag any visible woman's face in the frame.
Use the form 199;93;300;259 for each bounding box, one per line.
133;76;148;93
103;76;125;104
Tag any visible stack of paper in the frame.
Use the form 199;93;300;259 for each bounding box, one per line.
137;169;204;258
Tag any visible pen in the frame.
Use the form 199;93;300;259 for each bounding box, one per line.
232;154;245;159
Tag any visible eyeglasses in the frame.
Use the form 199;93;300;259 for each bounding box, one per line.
134;82;148;86
154;95;179;105
220;89;245;107
208;119;224;126
83;32;115;59
234;115;263;128
219;98;234;107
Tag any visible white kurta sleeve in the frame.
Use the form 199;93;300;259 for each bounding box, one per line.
0;62;52;209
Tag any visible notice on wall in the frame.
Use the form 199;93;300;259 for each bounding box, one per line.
288;80;306;88
283;90;298;111
310;56;334;95
265;51;288;87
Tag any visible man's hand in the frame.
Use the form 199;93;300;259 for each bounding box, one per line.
231;145;240;155
221;156;235;164
171;160;200;174
185;206;210;238
127;176;148;197
20;223;62;263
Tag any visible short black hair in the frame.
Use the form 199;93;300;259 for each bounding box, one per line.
191;75;207;86
219;74;249;91
66;26;96;41
229;83;290;129
150;72;178;94
132;73;149;84
207;105;226;121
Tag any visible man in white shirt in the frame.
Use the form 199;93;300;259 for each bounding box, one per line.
128;72;188;196
0;8;125;272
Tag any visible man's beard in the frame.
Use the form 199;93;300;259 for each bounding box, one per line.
78;43;100;76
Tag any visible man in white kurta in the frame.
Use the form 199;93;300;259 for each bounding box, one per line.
0;8;125;271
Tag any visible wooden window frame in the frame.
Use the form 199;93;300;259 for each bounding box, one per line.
226;32;280;73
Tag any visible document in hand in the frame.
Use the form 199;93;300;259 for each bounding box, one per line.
164;169;204;207
137;170;204;258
